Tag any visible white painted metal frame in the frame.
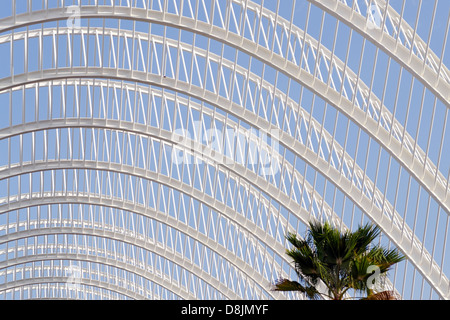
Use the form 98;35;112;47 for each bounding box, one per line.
0;0;448;300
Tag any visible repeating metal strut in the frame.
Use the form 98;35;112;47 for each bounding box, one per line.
0;0;448;300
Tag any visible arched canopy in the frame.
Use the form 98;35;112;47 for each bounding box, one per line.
0;0;448;300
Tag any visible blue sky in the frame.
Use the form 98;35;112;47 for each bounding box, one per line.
0;0;448;300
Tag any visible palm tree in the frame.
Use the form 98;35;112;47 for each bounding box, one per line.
273;220;405;300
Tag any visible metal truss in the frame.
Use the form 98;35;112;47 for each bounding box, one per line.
0;0;448;300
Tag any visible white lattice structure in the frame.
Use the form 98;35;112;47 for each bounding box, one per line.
0;0;448;300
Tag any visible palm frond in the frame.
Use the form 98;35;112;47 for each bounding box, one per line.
273;279;321;300
276;221;405;300
351;223;381;255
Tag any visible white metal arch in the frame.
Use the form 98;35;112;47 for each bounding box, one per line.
308;0;450;96
0;188;286;297
0;199;290;301
0;227;249;300
0;254;199;300
0;7;447;209
0;165;292;300
0;137;439;299
0;113;438;272
0;188;288;301
0;77;444;255
0;13;448;220
3;64;448;226
3;69;448;298
0;111;361;299
0;254;185;300
2;68;447;299
0;23;446;212
0;277;150;300
0;0;448;300
0;110;346;230
0;72;447;298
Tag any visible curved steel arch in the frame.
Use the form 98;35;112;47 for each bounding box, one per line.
0;108;348;229
0;7;448;210
0;26;447;225
308;0;450;95
0;167;291;300
1;70;448;298
0;280;147;300
0;278;149;300
0;227;248;300
0;254;198;300
0;0;448;300
3;65;448;224
0;191;286;301
0;135;441;298
0;76;443;245
0;256;181;300
0;114;439;270
0;199;290;298
2;69;447;298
